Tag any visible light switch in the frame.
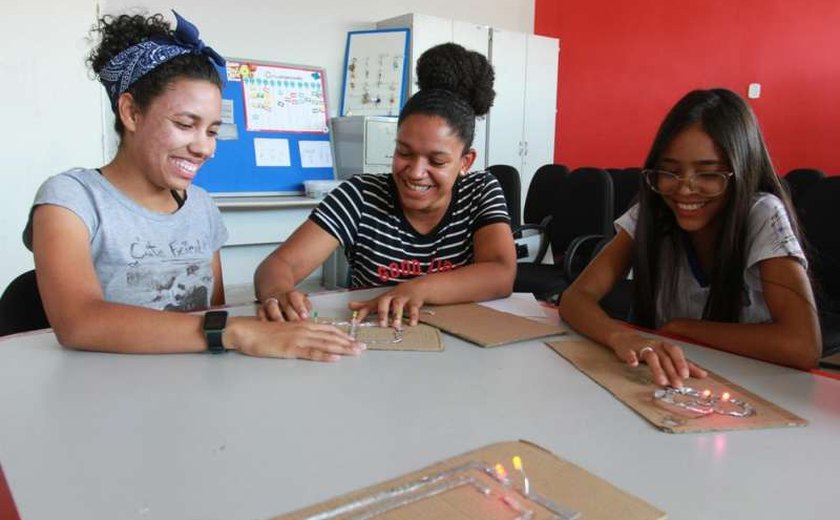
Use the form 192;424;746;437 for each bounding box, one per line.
748;83;761;99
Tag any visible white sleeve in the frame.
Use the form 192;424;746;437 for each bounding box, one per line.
745;194;806;270
614;203;640;238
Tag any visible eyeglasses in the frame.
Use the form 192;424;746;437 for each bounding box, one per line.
642;169;734;197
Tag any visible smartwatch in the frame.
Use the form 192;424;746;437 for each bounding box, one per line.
203;310;229;354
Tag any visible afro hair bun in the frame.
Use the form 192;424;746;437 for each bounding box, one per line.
415;43;495;116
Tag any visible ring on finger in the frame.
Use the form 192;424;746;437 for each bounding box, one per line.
637;346;655;359
263;297;279;307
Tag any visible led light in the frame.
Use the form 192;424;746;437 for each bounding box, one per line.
494;463;508;480
512;455;530;496
349;311;359;340
654;386;755;418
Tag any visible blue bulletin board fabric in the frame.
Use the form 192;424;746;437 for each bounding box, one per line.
193;58;335;196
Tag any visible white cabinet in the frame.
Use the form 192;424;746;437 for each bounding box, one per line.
487;31;559;215
485;29;527;177
377;15;559;220
377;14;491;170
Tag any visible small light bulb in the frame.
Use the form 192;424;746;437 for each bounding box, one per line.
512;456;523;471
722;392;731;402
702;389;711;398
494;463;508;480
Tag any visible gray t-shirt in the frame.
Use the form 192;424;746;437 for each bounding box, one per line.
615;193;805;326
24;168;228;311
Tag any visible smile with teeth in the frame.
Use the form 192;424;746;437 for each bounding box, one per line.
676;201;708;211
172;158;199;175
404;179;433;192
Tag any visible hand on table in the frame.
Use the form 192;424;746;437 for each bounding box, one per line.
348;283;428;328
258;290;311;322
611;331;707;387
226;317;364;361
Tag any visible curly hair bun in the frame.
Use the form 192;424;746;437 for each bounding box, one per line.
415;43;495;116
88;13;171;74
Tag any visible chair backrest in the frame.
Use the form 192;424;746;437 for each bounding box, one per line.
785;168;826;213
609;167;641;217
0;270;49;336
486;164;522;229
548;167;614;262
523;164;569;225
798;177;840;310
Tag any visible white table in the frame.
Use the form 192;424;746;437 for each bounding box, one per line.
1;289;838;519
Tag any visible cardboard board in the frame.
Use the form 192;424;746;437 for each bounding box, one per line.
418;303;567;347
318;318;443;352
274;440;666;519
547;338;808;433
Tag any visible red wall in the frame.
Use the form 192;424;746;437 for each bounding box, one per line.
534;0;840;175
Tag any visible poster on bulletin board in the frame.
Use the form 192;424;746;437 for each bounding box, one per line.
192;59;335;196
340;29;410;117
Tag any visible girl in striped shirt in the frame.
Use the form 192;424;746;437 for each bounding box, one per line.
256;43;517;327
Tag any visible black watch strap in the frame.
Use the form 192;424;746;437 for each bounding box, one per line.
203;311;228;354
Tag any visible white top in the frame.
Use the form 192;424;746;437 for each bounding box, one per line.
0;289;838;520
615;193;805;326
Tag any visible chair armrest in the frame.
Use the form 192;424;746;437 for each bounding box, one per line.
512;215;554;263
512;214;552;237
563;234;608;280
511;222;544;236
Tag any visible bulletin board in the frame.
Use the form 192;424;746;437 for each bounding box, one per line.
339;29;410;117
193;59;334;196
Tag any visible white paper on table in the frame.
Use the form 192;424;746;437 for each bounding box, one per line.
480;293;559;325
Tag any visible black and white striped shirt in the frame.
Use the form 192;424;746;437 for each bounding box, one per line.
310;172;510;288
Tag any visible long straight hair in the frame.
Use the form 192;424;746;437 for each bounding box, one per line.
632;88;799;327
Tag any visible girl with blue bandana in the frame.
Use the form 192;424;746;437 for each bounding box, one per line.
23;11;364;361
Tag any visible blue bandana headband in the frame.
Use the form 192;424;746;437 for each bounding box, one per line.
99;10;225;108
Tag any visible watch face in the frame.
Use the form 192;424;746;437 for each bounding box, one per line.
204;311;227;330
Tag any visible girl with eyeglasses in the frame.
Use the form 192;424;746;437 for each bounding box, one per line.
559;89;820;387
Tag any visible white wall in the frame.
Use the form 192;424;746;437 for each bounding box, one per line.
1;1;104;290
0;0;534;290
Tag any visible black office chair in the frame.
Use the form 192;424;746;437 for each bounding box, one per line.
514;167;614;302
0;270;49;336
487;164;522;230
512;164;569;262
609;167;641;217
785;168;825;217
797;177;840;356
523;164;569;229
